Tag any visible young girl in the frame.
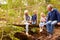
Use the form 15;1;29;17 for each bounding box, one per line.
39;12;46;32
22;10;31;35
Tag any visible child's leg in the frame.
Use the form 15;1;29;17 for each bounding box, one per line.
26;24;28;35
32;21;36;24
41;27;43;31
40;27;43;32
39;23;42;32
25;22;29;35
39;23;44;32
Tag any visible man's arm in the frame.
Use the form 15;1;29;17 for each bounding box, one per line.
46;12;50;22
55;9;60;22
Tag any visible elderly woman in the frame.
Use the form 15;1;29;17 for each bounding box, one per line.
46;4;59;38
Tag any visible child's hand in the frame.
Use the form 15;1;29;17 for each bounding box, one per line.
41;19;46;22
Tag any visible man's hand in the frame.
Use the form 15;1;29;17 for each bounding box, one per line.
57;22;60;25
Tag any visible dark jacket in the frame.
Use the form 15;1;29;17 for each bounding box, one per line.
57;12;60;22
47;9;58;21
32;14;37;21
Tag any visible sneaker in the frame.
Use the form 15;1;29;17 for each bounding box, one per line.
40;29;43;32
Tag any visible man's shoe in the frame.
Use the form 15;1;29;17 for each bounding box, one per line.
47;34;52;39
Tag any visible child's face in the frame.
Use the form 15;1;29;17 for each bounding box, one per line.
33;10;37;15
41;13;45;17
25;13;28;16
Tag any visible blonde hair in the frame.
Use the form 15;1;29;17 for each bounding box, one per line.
40;12;45;17
24;10;28;14
33;10;38;14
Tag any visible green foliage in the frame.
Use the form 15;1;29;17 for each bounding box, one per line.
0;0;60;40
0;22;25;40
31;27;37;32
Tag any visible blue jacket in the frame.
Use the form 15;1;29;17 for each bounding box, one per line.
57;12;60;22
47;9;58;22
32;14;37;21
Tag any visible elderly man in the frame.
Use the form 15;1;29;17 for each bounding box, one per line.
46;4;59;38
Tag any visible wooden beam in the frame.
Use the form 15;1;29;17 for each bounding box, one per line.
13;24;39;27
13;23;60;27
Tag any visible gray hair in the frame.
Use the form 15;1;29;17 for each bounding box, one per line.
47;4;53;8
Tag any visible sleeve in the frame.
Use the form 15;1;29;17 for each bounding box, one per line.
24;15;26;21
40;17;42;22
55;9;60;22
55;10;59;20
46;12;50;22
31;16;33;20
29;15;31;21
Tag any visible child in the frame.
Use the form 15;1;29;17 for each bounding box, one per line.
32;10;37;24
39;12;46;32
22;10;31;35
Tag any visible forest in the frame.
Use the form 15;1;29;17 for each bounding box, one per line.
0;0;60;40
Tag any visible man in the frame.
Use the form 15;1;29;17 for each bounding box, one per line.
46;4;59;38
32;10;37;24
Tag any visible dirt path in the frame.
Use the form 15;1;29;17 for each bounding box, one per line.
34;27;60;40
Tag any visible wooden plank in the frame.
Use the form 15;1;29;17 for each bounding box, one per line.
13;24;60;27
13;24;39;27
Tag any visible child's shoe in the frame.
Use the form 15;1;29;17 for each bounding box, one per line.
26;32;29;35
40;29;43;32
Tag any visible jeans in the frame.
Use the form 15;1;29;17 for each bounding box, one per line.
32;21;36;24
46;21;57;34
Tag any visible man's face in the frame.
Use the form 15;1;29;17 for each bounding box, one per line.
47;7;52;11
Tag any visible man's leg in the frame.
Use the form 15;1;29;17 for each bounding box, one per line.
50;21;57;34
46;21;53;38
46;21;52;33
46;21;57;38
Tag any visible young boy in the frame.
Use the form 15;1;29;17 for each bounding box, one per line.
32;10;37;24
39;12;46;32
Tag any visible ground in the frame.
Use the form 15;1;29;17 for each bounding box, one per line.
14;26;60;40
